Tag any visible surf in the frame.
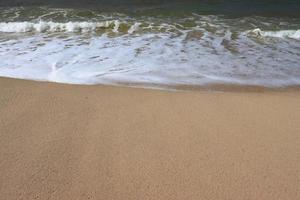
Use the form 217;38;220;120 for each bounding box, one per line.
0;7;300;89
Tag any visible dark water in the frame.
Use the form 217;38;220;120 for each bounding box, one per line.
1;0;300;17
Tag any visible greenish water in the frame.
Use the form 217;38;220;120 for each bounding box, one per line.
1;1;300;17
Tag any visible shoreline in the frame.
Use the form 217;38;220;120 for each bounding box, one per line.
115;81;300;93
2;77;300;93
1;77;300;199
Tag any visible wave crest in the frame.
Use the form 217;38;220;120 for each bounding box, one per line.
248;28;300;39
0;20;140;33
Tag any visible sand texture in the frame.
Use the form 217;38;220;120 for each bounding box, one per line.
0;77;300;200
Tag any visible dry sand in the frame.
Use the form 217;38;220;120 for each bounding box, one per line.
0;77;300;200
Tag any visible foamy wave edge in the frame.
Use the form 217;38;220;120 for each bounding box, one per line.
0;21;141;33
248;28;300;39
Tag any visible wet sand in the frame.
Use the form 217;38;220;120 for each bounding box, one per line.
0;77;300;200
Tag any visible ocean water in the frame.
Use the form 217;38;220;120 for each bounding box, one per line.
0;1;300;89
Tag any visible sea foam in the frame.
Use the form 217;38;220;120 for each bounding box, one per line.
249;28;300;39
0;21;120;33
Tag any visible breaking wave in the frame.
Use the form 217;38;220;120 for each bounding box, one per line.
248;28;300;39
0;21;142;33
1;21;300;42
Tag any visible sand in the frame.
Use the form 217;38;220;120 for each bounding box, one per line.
0;77;300;200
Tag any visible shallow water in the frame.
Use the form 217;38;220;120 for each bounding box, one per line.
0;4;299;89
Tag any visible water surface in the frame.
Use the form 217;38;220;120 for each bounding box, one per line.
0;1;299;89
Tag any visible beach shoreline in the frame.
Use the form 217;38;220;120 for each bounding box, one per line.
1;77;300;199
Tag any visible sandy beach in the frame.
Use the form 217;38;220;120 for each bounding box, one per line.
0;77;300;199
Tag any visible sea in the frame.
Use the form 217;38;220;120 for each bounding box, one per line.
0;0;299;89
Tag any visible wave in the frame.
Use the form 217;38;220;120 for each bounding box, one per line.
0;15;300;89
0;21;141;33
248;28;300;39
2;21;300;42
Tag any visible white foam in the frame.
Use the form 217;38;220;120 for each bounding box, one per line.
248;28;300;39
128;22;141;34
0;21;115;33
112;20;120;33
0;30;299;88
